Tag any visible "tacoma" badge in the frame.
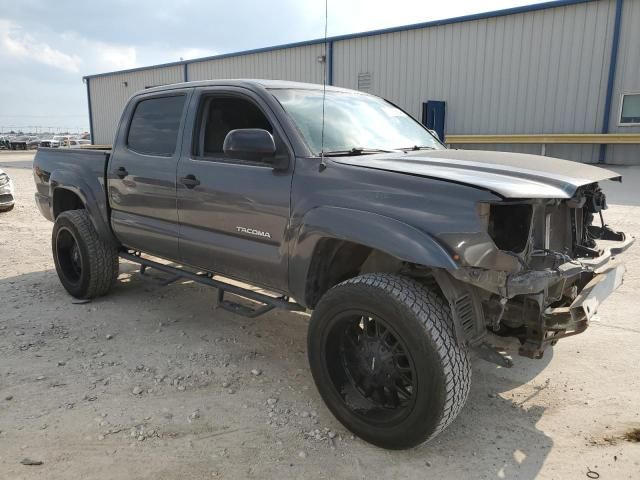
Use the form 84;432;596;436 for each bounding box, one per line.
236;226;272;239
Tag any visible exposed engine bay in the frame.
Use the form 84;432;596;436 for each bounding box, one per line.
447;182;633;359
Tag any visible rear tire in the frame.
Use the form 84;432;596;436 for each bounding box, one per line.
307;273;471;449
0;204;14;212
52;209;119;299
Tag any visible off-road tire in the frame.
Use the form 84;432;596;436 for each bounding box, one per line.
52;209;119;299
307;273;471;449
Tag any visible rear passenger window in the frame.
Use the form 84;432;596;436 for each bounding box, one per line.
128;95;186;156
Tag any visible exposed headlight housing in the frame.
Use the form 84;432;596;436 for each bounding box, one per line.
478;202;533;253
487;204;533;253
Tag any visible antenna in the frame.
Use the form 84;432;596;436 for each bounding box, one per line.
319;0;328;171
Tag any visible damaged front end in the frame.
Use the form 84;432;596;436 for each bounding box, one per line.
443;183;633;359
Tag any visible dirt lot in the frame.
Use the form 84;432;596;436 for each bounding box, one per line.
1;151;639;479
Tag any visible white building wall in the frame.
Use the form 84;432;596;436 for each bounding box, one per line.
187;44;326;83
89;65;184;145
331;0;617;163
86;0;638;164
608;0;640;165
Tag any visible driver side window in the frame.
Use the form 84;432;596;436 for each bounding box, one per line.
195;95;273;160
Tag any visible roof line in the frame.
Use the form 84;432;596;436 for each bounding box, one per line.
83;0;594;80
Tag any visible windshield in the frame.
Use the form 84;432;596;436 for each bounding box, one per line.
271;89;443;155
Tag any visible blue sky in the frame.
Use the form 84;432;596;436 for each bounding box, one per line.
0;0;540;131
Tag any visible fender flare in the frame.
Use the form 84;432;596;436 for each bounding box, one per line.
288;206;458;305
49;170;118;245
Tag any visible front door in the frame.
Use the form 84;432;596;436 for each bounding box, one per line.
176;87;293;291
108;89;191;260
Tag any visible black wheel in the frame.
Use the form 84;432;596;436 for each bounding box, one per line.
52;209;119;299
0;204;14;212
307;273;471;449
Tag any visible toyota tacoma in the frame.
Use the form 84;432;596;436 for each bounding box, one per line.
32;80;633;449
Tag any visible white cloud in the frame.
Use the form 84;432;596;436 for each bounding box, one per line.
177;47;215;61
94;42;137;70
0;0;541;131
54;30;137;72
0;19;81;73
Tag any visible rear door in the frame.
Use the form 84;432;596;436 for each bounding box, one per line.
176;86;294;291
108;88;192;260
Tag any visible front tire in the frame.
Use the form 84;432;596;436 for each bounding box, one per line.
52;209;119;299
307;273;471;449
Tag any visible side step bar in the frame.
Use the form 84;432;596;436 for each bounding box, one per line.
120;252;306;317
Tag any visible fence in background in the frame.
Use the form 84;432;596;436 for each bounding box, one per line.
445;133;640;157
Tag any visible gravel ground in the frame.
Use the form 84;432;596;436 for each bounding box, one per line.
1;151;639;479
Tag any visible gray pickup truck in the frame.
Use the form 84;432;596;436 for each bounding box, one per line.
33;79;633;449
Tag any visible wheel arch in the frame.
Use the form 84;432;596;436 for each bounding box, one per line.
49;173;118;246
289;207;458;308
52;188;84;218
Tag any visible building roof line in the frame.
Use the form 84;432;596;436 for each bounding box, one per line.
83;0;594;80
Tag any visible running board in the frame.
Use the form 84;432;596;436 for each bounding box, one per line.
217;289;277;318
120;252;306;317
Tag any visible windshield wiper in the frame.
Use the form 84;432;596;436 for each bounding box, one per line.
395;145;436;152
322;147;393;157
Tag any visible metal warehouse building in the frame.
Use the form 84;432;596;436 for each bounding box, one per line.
85;0;640;164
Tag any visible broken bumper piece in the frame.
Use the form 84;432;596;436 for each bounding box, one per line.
519;262;626;358
543;262;625;335
449;235;633;359
450;235;634;298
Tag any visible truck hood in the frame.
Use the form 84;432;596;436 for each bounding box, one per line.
332;149;621;198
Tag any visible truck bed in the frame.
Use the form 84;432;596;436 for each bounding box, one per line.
33;147;112;232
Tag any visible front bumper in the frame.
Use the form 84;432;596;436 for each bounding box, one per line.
545;262;625;323
450;235;634;358
506;235;634;297
519;237;632;358
451;235;634;298
0;180;15;208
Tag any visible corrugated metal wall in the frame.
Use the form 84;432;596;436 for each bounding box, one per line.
187;44;325;83
89;65;184;145
332;0;616;163
608;0;640;165
86;0;638;164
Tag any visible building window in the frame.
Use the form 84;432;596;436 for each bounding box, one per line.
619;93;640;125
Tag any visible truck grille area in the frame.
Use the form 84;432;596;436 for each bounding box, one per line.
537;184;610;260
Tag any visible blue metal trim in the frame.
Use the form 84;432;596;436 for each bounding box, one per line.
82;0;594;80
85;78;94;143
183;63;188;82
327;41;334;86
599;0;623;164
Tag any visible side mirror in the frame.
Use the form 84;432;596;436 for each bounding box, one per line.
223;128;278;163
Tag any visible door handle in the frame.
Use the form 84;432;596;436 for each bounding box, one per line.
115;166;128;179
180;174;200;189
